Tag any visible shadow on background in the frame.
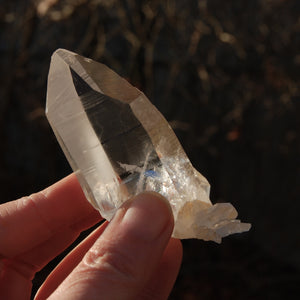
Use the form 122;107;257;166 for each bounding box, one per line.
0;0;299;299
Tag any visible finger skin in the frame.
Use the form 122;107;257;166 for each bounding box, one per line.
48;192;177;300
36;229;182;300
35;222;109;300
0;174;102;300
0;174;101;257
138;238;182;300
0;259;32;300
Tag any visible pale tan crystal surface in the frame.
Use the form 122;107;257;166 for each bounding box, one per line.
46;49;251;242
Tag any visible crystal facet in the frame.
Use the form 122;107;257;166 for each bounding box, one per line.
46;49;251;242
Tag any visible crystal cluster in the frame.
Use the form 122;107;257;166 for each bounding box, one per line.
46;49;251;242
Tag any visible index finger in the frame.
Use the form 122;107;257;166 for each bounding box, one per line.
0;174;102;257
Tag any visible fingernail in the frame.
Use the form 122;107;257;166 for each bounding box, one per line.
120;192;173;241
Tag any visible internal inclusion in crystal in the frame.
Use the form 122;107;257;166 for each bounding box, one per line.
46;49;251;242
70;68;162;205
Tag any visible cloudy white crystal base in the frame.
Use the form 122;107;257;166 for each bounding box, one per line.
46;48;251;242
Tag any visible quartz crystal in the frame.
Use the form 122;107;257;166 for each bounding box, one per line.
46;49;251;242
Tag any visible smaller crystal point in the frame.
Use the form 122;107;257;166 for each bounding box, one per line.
46;49;251;242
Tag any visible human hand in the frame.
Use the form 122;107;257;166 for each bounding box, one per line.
0;174;182;299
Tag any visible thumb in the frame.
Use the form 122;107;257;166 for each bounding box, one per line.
48;192;175;300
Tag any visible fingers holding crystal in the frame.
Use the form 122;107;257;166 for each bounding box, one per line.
47;192;179;300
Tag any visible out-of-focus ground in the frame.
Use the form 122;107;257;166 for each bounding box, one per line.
0;0;299;299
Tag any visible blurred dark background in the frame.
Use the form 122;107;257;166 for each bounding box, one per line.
0;0;299;299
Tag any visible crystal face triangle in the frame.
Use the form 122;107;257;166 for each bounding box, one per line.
46;49;251;242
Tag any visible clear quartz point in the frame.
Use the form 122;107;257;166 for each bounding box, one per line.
46;49;251;242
